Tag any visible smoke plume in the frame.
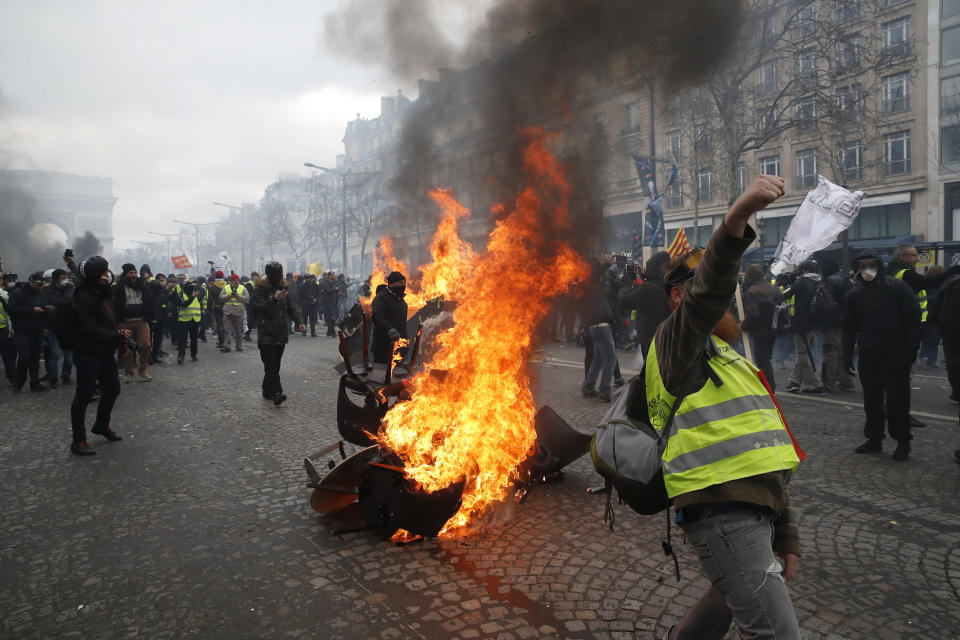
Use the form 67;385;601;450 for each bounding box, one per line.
323;0;746;256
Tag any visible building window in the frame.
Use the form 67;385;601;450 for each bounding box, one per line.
760;155;781;177
796;149;818;188
666;182;684;209
839;143;863;182
883;130;911;174
793;3;816;40
758;61;778;95
667;130;682;160
941;76;960;117
758;107;777;136
761;14;776;41
796;48;817;85
797;95;818;132
694;123;711;151
838;33;861;72
942;126;960;165
882;0;908;7
946;0;960;19
847;203;910;240
881;16;911;60
945;26;960;67
836;0;861;22
697;169;713;203
625;102;642;132
882;73;910;113
737;163;746;195
837;85;862;121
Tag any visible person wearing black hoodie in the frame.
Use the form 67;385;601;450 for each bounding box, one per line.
146;272;168;364
8;271;52;393
843;249;921;461
70;256;126;455
42;268;75;387
371;271;408;364
251;262;305;405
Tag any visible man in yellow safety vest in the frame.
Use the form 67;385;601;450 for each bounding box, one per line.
174;279;203;364
646;175;803;639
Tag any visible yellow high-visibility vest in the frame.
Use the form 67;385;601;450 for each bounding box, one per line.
223;283;246;306
893;269;928;323
645;336;800;498
178;293;202;323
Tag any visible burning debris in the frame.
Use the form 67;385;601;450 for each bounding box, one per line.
307;131;591;538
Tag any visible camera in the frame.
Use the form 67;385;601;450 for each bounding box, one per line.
125;335;139;352
64;249;74;258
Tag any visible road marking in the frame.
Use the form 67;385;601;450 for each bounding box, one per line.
534;357;957;424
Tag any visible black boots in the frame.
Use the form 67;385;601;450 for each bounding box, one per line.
272;392;287;406
70;441;96;456
91;426;123;441
854;439;882;454
892;442;910;462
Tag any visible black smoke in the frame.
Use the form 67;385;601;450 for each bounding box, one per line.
323;0;746;255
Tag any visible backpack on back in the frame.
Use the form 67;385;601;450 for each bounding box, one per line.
809;282;839;326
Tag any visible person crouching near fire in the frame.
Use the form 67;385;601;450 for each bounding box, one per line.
641;175;803;639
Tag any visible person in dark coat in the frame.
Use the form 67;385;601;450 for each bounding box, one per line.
782;259;825;394
112;263;153;382
319;272;340;337
580;261;618;402
740;263;781;392
929;271;960;401
819;257;854;393
42;268;75;387
297;274;320;337
70;256;126;455
146;273;168;364
8;271;52;393
619;251;672;353
371;271;408;364
251;262;305;405
843;248;922;462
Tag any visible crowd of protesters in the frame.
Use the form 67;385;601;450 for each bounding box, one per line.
0;251;357;454
559;240;960;464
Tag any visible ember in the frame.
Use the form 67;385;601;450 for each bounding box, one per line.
377;129;586;534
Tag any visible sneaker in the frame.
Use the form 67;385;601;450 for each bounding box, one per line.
159;350;169;356
60;377;72;386
582;388;597;398
70;441;97;456
30;383;50;392
177;354;184;365
855;439;882;454
139;370;152;381
597;391;612;402
909;415;926;429
802;386;827;396
613;378;626;388
48;381;58;390
123;374;135;384
236;346;243;352
272;392;287;406
892;442;910;462
222;346;231;353
785;384;800;394
950;391;959;402
191;355;198;362
91;426;122;441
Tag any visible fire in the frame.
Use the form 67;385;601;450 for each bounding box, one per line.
377;129;586;534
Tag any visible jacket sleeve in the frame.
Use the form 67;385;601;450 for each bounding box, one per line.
899;279;923;356
111;283;123;319
76;295;119;346
7;288;31;315
285;296;301;324
841;287;858;366
901;266;959;293
654;223;756;396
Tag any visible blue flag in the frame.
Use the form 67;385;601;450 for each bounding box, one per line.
644;196;664;246
633;155;658;199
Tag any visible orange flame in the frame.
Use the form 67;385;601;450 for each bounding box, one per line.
377;130;587;534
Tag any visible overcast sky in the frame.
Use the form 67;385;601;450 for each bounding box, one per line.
0;0;484;250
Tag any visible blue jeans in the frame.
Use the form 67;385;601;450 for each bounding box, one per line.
583;324;615;394
44;332;62;384
672;507;800;640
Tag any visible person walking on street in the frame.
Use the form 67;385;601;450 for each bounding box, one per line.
580;260;618;402
8;271;52;393
43;268;75;387
371;271;408;365
646;175;802;639
783;260;826;395
174;279;203;364
819;258;854;393
843;249;921;462
252;262;305;405
221;274;249;351
741;263;781;392
146;273;168;364
298;274;320;337
70;256;126;456
244;273;258;341
113;263;153;382
210;270;228;350
320;272;340;337
930;271;960;401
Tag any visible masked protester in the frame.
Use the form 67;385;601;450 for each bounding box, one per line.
251;262;305;405
43;268;75;387
70;256;127;455
371;271;407;365
643;176;803;640
842;248;922;462
8;271;52;393
113;263;153;382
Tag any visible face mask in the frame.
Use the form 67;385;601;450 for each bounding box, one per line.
860;267;878;282
4;282;15;290
390;284;406;296
99;270;114;286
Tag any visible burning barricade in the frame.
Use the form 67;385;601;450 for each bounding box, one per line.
304;131;591;540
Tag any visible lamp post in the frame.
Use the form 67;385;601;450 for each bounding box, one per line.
212;202;246;274
147;231;180;268
172;220;218;274
304;162;348;273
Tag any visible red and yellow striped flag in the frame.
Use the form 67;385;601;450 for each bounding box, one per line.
667;228;691;258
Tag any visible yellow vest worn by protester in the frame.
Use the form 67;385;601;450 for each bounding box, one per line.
0;293;8;329
223;283;245;307
645;336;799;498
893;269;928;323
178;292;202;323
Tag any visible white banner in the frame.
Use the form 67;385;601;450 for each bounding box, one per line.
769;176;865;275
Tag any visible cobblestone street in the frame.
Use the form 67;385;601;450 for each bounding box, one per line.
1;335;959;639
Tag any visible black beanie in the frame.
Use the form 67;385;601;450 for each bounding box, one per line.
386;271;406;284
121;263;137;274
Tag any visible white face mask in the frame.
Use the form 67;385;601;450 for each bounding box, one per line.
4;282;15;290
860;267;878;282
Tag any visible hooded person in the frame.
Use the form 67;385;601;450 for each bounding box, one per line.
781;259;825;395
740;263;782;391
7;270;51;392
842;248;922;461
146;272;168;364
70;256;127;455
251;261;305;405
42;267;76;388
619;251;672;354
370;271;408;365
140;264;152;282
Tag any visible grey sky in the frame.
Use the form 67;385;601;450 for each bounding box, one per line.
0;0;484;250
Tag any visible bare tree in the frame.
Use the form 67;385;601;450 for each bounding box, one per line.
308;176;344;269
345;171;387;272
259;176;328;265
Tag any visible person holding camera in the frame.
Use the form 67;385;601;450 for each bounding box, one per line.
113;263;153;382
251;262;305;405
174;278;204;364
70;256;127;456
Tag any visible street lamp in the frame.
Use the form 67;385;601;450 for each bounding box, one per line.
212;201;246;274
172;219;218;274
304;162;348;273
147;231;180;267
